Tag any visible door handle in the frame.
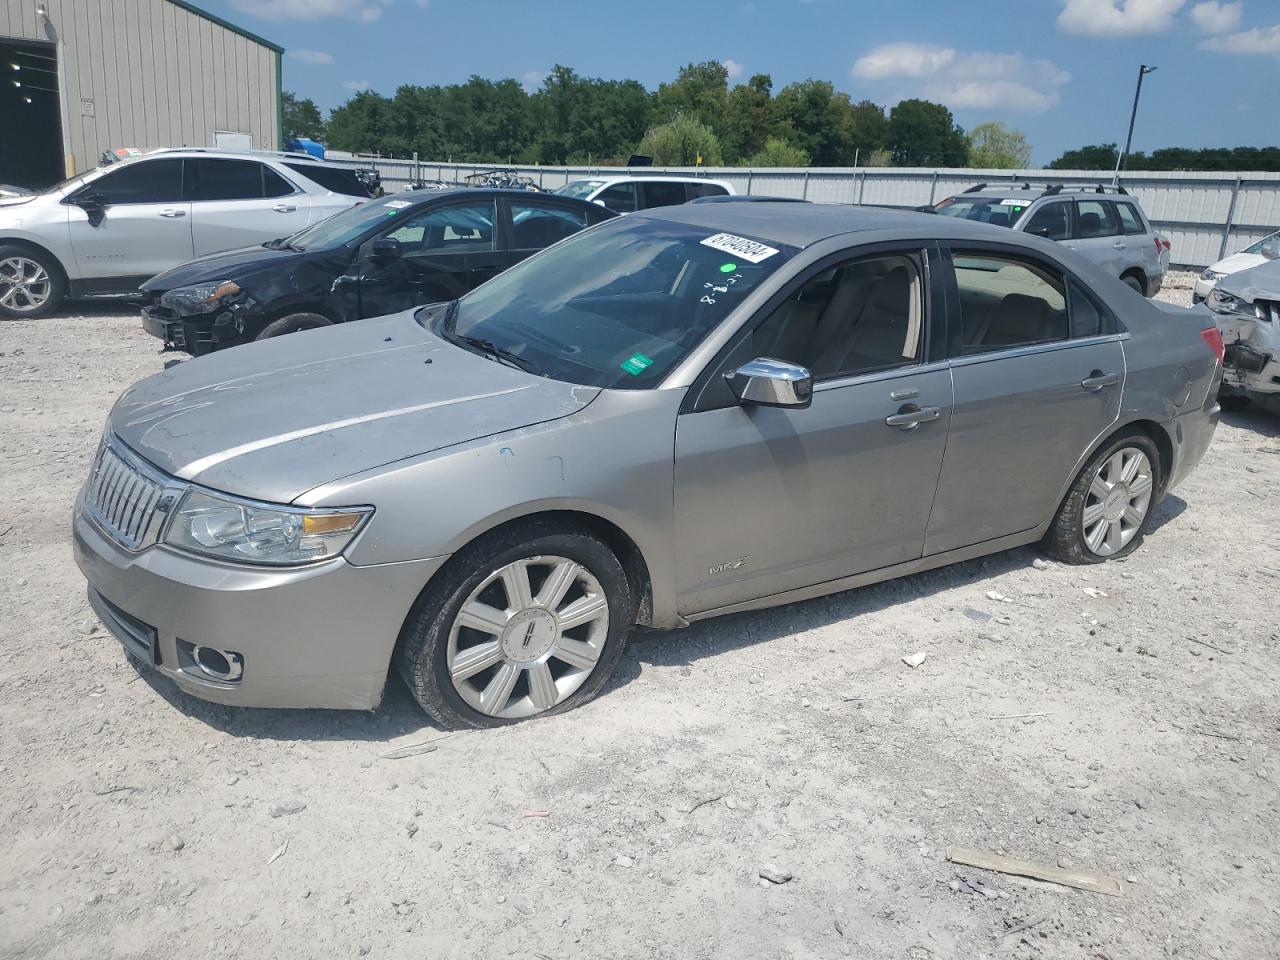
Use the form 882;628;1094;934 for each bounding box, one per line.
272;204;297;213
1080;371;1120;391
159;209;186;218
1112;241;1126;249
885;405;941;431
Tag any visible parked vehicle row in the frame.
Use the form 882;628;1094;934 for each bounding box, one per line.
554;175;733;212
1194;229;1280;303
1205;247;1280;415
73;201;1222;727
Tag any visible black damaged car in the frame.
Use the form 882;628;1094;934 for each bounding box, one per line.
141;188;616;355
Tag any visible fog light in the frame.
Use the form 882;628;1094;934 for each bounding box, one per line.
178;639;244;683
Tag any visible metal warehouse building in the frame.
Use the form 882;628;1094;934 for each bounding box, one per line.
1;0;281;188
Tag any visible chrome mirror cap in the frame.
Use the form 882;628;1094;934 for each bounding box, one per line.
725;357;813;409
1261;239;1280;261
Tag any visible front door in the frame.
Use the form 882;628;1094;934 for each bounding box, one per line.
673;249;952;615
186;158;312;257
66;158;194;283
354;197;508;318
925;247;1124;555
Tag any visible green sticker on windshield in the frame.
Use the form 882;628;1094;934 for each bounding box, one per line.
620;352;654;376
720;262;737;273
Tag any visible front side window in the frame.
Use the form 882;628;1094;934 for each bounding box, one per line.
384;200;496;253
640;181;689;209
82;159;183;204
596;182;637;213
510;201;589;249
953;252;1068;354
187;158;267;201
553;180;605;200
435;217;794;388
1115;202;1145;235
1243;230;1280;255
935;196;1032;228
1022;202;1071;241
745;254;923;380
1076;200;1121;238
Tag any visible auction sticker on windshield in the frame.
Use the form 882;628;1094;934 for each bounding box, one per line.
700;233;779;263
385;200;412;210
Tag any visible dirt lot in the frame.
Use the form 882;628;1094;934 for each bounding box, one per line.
2;277;1278;960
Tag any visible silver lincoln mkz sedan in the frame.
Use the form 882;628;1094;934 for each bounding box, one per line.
74;203;1222;728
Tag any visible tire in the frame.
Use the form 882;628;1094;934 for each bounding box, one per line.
0;244;65;319
395;521;634;729
1121;273;1146;296
254;312;332;340
1042;431;1162;565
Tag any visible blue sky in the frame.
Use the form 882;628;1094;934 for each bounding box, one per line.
200;0;1278;165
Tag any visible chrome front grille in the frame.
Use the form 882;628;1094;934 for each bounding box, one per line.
85;440;178;551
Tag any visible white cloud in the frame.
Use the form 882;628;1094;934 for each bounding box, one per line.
851;44;1071;113
722;58;745;80
287;49;334;65
231;0;391;22
1056;0;1186;37
1201;23;1280;53
1189;1;1242;32
342;79;370;91
520;70;546;93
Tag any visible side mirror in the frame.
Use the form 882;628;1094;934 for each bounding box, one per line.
71;191;107;227
1261;239;1280;261
370;237;402;262
725;357;813;409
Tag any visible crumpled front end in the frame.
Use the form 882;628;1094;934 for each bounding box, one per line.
141;285;265;356
1217;300;1280;403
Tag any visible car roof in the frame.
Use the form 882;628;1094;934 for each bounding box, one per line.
633;200;1022;249
143;147;346;166
572;175;733;187
378;186;614;207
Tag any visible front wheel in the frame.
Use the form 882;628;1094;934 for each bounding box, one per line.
254;312;332;340
396;523;633;728
1042;432;1162;564
0;245;65;319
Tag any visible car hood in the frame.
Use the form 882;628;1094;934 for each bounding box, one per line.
141;244;311;293
1217;258;1280;302
108;311;601;503
1209;252;1266;276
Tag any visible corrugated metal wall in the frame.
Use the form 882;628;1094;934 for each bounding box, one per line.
349;158;1280;270
0;0;279;175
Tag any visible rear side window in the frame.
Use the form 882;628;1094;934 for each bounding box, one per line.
284;163;373;198
262;166;295;199
187;158;271;201
1076;200;1121;238
1022;202;1071;241
1067;281;1113;338
86;159;183;204
1115;202;1145;235
596;182;637;213
689;182;729;198
640;181;689;209
952;252;1068;354
510;201;588;249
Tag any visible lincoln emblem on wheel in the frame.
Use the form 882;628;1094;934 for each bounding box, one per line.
73;201;1221;727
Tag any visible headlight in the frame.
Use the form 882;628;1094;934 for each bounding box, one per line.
163;489;371;566
1200;268;1225;282
162;280;242;313
1207;288;1263;320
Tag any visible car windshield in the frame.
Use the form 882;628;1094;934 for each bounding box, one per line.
1243;230;1280;255
553;180;605;200
283;197;403;250
935;196;1032;228
427;216;794;389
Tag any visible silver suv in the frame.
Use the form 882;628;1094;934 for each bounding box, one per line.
0;148;373;319
935;184;1169;296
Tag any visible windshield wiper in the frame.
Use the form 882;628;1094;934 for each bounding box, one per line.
263;238;304;252
449;332;538;374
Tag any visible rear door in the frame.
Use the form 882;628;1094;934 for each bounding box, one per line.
638;181;691;211
924;245;1124;555
353;196;506;318
65;157;193;282
1071;199;1126;277
594;181;638;214
504;197;602;266
187;158;311;256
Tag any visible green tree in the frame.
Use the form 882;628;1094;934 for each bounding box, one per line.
748;137;808;167
886;99;968;166
723;74;777;163
325;90;405;155
282;91;325;140
967;122;1032;169
842;98;889;164
1047;144;1118;170
651;61;730;136
529;65;650;163
638;115;723;166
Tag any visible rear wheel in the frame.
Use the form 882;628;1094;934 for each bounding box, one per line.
396;523;633;729
0;245;64;319
1121;273;1146;296
254;312;332;340
1043;432;1161;565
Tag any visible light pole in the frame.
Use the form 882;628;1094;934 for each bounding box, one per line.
1113;64;1157;184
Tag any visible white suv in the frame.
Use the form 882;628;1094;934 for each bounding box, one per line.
553;176;733;213
0;149;373;319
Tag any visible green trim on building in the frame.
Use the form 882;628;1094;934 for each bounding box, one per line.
164;0;285;54
275;49;284;149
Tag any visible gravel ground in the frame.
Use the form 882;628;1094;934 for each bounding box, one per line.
1;296;1278;960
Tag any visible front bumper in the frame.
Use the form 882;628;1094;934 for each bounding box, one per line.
141;295;262;356
73;498;445;710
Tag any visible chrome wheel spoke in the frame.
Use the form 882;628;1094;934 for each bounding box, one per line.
479;662;520;716
536;559;578;610
551;636;600;670
557;594;608;631
1085;519;1109;553
1106;452;1126;483
450;640;503;681
1120;452;1141;483
501;561;534;611
1122;504;1145;527
527;661;559;712
1082;502;1106;526
1105;519;1123;553
1089;474;1111;500
1128;473;1152;498
457;601;507;636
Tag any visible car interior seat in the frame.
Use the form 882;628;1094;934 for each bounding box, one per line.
810;265;913;377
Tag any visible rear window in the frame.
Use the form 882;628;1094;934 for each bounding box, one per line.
1115;202;1145;235
284;163;373;198
935;196;1032;228
689;182;729;198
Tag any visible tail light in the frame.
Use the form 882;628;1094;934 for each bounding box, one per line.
1200;326;1225;363
1154;237;1171;256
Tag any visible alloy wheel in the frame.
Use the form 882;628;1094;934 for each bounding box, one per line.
447;555;611;719
1081;447;1154;557
0;257;53;313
